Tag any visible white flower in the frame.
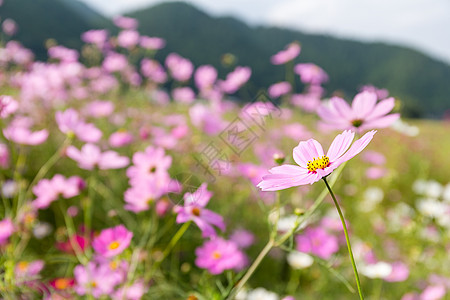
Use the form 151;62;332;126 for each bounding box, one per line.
276;215;307;233
442;184;450;203
287;251;314;269
247;287;279;300
359;187;384;212
360;262;392;279
417;198;447;219
391;119;419;137
1;180;18;198
33;222;52;239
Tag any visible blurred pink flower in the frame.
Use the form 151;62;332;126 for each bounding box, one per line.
0;95;19;118
0;143;9;168
238;163;268;186
296;227;339;259
195;65;217;91
271;42;301;65
141;59;167;83
174;183;225;238
230;228;255;249
366;166;388;179
317;91;400;132
189;103;225;135
92;225;133;258
140;36;165;50
113;16;138;29
420;285;446;300
32;174;84;209
124;180;169;213
126;146;172;186
56;234;89;255
360;84;389;100
56;108;102;143
15;260;44;282
2;18;18;36
294;63;328;85
103;52;128;73
195;237;246;274
268;81;292;98
165;53;194;82
218;66;251;94
0;218;14;246
3;123;48;145
48;46;79;62
172;87;195;104
258;130;375;191
109;130;133;148
362;150;386;165
113;280;147;300
74;262;122;298
117;30;140;49
81;29;108;48
384;261;409;282
66;144;129;170
83;100;115;118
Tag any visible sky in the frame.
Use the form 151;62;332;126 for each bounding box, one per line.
80;0;450;64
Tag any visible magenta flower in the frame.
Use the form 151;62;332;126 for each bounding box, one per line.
165;53;194;82
294;63;328;85
174;183;225;238
140;36;165;50
103;52;128;73
109;130;133;148
384;261;409;282
32;174;84;209
0;95;19;118
113;16;138;29
56;108;102;143
0;143;9;168
117;30;140;49
258;130;376;191
92;225;133;258
66;144;129;170
230;228;255;249
317;91;400;132
268;81;292;98
0;218;14;246
141;59;167;83
195;65;218;91
195;237;247;274
296;227;339;259
271;42;301;65
218;66;251;94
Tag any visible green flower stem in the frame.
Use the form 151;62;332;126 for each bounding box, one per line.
323;177;364;300
83;173;96;258
59;202;88;265
151;221;191;274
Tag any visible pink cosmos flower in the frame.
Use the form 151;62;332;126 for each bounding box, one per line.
165;53;194;82
0;143;9;168
32;175;84;209
230;228;255;249
268;81;292;98
140;36;165;50
56;109;102;143
117;30;140;49
296;227;339;259
48;46;79;62
92;225;133;258
317;91;400;132
360;84;389;100
172;87;195;104
83;100;114;118
420;285;446;300
141;59;167;83
109;130;133;147
218;66;251;94
81;29;108;48
384;261;409;282
258;130;376;191
103;52;128;73
0;218;14;245
174;183;225;238
294;63;328;85
189;103;225;135
195;65;218;91
2;19;18;36
15;260;44;283
113;280;148;300
66;144;129;170
271;42;301;65
113;16;138;29
0;95;19;118
126;146;172;186
74;262;122;298
124;180;169;213
195;237;247;274
3;123;48;145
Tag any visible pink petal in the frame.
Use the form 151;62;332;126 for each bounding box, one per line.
334;130;376;166
352;91;377;119
360;113;400;130
293;139;324;167
365;97;395;121
326;130;355;161
330;97;353;120
257;165;317;191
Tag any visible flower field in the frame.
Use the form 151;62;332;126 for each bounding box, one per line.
1;14;450;300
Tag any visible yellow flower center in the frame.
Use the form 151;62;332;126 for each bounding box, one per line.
109;241;120;250
91;281;97;288
17;262;29;271
212;251;222;259
192;207;201;216
54;278;70;290
307;155;330;173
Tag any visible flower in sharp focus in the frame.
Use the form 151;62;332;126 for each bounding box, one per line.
317;91;400;132
92;225;133;258
257;130;376;191
174;183;225;238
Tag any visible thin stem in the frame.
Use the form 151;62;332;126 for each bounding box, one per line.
323;177;364;300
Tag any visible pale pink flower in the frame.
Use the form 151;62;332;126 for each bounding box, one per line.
140;59;167;83
92;225;133;258
362;150;386;165
66;144;129;170
366;166;388;179
3;123;48;145
384;261;409;282
174;183;225;238
294;63;328;85
74;262;122;298
2;19;17;36
56;109;102;143
420;285;446;300
172;87;195;104
165;53;194;82
258;130;376;191
117;30;140;49
15;260;44;282
360;85;389;100
126;146;172;186
0;218;14;245
271;42;301;65
109;130;133;147
0;95;19;118
195;238;247;274
140;36;165;50
296;227;339;259
189;103;225;135
48;46;79;62
113;280;148;300
268;81;292;98
113;16;138;29
230;229;255;249
83;100;114;118
81;29;108;48
195;65;217;91
218;66;251;94
0;143;9;168
103;52;128;73
317;91;400;132
32;175;84;209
